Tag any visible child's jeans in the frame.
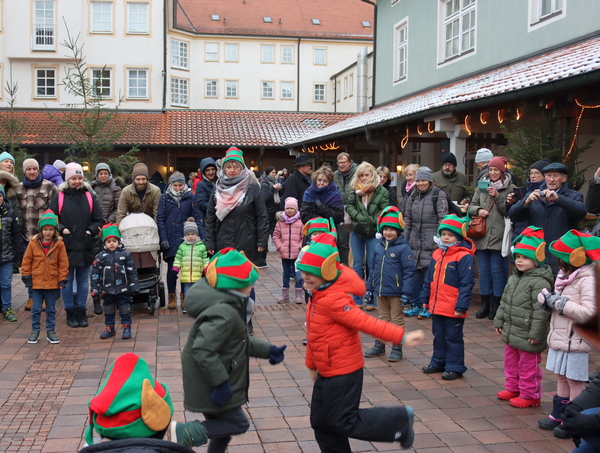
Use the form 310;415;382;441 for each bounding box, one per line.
31;289;58;331
282;259;301;288
503;344;542;400
430;314;467;373
350;232;378;306
181;282;194;296
200;406;250;453
377;296;404;327
62;266;90;309
0;261;13;311
103;294;132;326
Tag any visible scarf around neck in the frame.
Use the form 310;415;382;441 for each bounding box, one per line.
23;173;43;189
214;168;251;221
555;264;590;292
167;183;189;202
282;211;300;224
303;182;343;207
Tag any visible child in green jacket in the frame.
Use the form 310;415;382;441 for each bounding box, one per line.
172;218;209;313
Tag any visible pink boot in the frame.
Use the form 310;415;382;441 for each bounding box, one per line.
295;288;304;304
277;288;289;303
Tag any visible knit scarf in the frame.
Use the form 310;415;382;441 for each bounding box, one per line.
282;211;300;224
406;181;416;192
303;182;343;207
23;173;43;189
214;168;251;221
555;264;591;292
167;183;189;202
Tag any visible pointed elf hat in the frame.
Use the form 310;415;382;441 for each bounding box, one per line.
222;146;245;167
377;205;405;233
512;226;546;263
438;214;468;239
302;216;331;237
85;353;174;445
297;231;340;281
205;247;259;289
549;229;600;267
38;209;58;231
101;223;121;242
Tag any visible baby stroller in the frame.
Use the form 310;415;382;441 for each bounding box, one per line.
119;213;165;315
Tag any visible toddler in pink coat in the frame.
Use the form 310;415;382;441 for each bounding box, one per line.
273;197;304;303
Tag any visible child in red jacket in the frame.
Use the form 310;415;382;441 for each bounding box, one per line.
419;215;475;381
297;230;425;451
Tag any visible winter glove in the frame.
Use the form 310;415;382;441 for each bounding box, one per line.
172;266;180;273
562;408;600;439
210;380;233;407
21;275;33;288
400;293;412;306
314;199;322;208
268;345;287;365
160;241;170;252
538;288;569;315
363;291;373;305
59;279;69;289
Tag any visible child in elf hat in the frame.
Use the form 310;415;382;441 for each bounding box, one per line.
21;209;68;344
90;224;140;340
168;247;287;450
364;206;416;362
297;230;424;451
172;217;209;313
419;215;475;381
0;184;23;323
537;229;600;436
81;352;196;451
493;226;553;408
273;197;304;303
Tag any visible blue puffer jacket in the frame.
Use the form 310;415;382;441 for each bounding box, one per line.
157;189;204;259
367;234;416;297
195;158;217;216
90;244;140;296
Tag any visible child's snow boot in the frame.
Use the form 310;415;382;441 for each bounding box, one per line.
538;395;569;430
388;344;403;362
295;288;304;304
180;292;186;313
168;293;176;309
100;325;116;339
364;340;385;357
277;288;289;303
122;324;132;340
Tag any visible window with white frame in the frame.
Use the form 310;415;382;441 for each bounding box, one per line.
261;81;274;99
225;43;238;62
343;77;348;98
314;48;327;65
281;45;294;64
205;43;219;61
281;81;293;99
171;40;188;69
90;1;112;33
314;83;325;102
91;68;111;98
205;80;218;98
127;69;148;99
349;73;354;96
225;80;238;98
394;20;408;81
171;77;188;106
336;81;341;102
540;0;563;18
127;2;148;34
442;0;476;61
35;68;56;98
33;1;55;50
530;0;564;25
261;45;275;63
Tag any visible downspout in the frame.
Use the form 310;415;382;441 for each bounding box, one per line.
360;0;376;109
333;76;337;113
296;38;301;112
162;0;168;112
365;127;385;167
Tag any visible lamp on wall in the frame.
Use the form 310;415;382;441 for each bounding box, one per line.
396;164;403;174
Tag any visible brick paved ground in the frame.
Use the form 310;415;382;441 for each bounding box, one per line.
0;251;596;452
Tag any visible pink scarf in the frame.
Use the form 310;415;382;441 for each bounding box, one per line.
214;169;251;221
282;211;301;224
555;264;591;292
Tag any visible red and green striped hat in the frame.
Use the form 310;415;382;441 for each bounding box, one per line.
549;229;600;267
101;223;121;242
85;353;174;445
222;146;245;167
377;206;405;233
205;247;259;289
38;209;58;231
297;232;340;281
302;217;331;237
438;214;468;239
512;226;546;263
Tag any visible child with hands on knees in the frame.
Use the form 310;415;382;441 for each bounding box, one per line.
297;230;424;451
272;197;303;303
493;226;553;408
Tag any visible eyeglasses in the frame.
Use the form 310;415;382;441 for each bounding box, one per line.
337;160;349;165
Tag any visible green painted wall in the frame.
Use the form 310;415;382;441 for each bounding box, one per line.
375;0;600;105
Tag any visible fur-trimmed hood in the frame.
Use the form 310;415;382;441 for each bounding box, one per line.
0;170;19;199
57;180;96;196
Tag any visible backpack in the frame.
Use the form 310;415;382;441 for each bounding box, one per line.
432;187;464;218
57;191;94;214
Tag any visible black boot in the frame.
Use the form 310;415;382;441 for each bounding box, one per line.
93;296;103;315
538;395;569;430
66;308;79;328
77;307;89;328
488;295;501;320
475;295;491;319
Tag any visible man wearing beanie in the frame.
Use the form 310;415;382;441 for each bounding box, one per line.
475;148;494;181
433;152;469;203
17;158;59;310
91;163;122;224
116;163;161;224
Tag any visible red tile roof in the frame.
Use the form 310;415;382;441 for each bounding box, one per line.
174;0;374;40
8;110;350;147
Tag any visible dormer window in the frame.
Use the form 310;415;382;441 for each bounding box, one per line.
312;19;320;25
211;15;220;21
362;21;371;27
264;17;272;23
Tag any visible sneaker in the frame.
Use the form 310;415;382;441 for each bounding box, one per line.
396;406;414;449
168;420;208;447
302;337;308;346
417;308;432;319
404;305;420;317
256;262;268;269
28;331;40;344
46;330;60;344
2;308;17;322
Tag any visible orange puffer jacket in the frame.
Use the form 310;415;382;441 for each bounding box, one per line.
305;266;406;377
21;234;69;289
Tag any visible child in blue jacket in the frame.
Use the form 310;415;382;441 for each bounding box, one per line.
419;215;475;380
364;206;416;361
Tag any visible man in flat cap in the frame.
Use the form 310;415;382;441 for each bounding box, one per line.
282;154;312;206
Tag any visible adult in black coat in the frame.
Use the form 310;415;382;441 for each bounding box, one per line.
195;157;218;217
282;154;312;207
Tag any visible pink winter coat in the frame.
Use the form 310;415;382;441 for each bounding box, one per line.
548;263;597;353
273;217;303;259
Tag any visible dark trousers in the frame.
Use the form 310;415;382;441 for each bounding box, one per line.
103;294;132;326
165;256;178;293
201;406;250;453
337;225;350;266
430;314;467;373
411;267;427;306
310;368;410;453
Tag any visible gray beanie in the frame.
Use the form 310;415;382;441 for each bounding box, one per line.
183;217;198;236
169;171;186;185
53;159;66;170
95;162;112;178
415;166;434;183
475;148;494;163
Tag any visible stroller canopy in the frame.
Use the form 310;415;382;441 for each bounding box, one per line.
119;213;160;253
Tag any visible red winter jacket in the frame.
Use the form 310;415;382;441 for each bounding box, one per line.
305;266;406;377
272;217;304;260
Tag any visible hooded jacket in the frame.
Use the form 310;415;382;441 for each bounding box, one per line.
157;188;204;258
419;238;476;318
90;177;122;224
42;164;64;187
305;266;406;377
0;169;22;232
173;240;209;283
367;234;416;297
272;216;303;260
21;233;69;289
0;201;23;263
345;185;390;238
181;279;272;413
90;244;140;296
494;264;554;353
195;158;217;216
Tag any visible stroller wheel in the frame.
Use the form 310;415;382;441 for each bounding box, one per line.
158;282;166;308
148;299;156;315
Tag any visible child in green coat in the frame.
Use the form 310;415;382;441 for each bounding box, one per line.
172;218;209;313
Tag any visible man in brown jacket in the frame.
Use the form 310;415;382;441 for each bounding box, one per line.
116;163;161;224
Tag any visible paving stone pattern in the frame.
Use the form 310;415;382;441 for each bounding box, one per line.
0;253;596;452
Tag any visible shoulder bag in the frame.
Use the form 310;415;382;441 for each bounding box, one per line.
467;200;495;239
